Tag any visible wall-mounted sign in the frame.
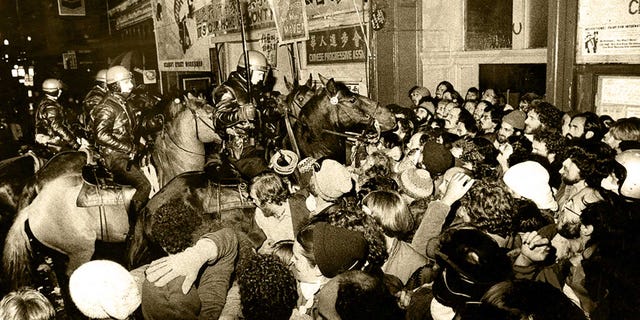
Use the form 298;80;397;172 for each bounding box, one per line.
577;0;640;64
270;0;309;44
371;8;386;31
306;26;366;65
260;32;279;67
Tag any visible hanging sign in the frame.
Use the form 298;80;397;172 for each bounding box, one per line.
306;26;366;65
371;8;386;31
269;0;309;44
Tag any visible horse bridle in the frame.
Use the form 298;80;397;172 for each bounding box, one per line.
163;102;216;156
325;88;381;138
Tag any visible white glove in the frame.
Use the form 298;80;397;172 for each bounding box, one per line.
145;239;218;294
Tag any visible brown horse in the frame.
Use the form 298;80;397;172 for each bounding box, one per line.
294;74;396;161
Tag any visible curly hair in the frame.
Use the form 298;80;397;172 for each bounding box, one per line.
460;179;517;238
250;172;290;206
316;196;389;270
530;101;564;133
566;141;616;188
362;151;394;180
151;202;203;254
238;254;298;320
533;130;567;158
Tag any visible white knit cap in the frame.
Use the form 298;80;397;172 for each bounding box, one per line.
503;161;558;211
311;159;353;201
69;260;141;320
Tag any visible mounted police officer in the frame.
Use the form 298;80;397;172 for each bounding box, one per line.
35;78;80;154
212;50;270;178
82;68;108;131
91;65;151;215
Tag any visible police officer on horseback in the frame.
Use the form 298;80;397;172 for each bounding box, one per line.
212;50;270;178
35;78;81;154
91;65;151;215
82;69;108;131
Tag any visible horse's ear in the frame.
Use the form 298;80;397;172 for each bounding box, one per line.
284;76;294;92
325;78;338;96
305;74;313;88
318;73;329;86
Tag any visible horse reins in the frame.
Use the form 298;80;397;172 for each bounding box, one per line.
162;106;214;157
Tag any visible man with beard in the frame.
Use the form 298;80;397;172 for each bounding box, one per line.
564;111;605;141
413;96;436;131
523;101;564;141
494;110;525;171
556;141;615;210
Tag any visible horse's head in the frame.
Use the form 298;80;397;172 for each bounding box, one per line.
317;74;395;131
184;94;220;144
281;74;316;119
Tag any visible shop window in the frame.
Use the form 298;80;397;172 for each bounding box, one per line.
465;0;547;51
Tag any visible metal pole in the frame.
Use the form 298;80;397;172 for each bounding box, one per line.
236;0;251;98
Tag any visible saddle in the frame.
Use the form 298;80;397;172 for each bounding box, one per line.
76;164;130;208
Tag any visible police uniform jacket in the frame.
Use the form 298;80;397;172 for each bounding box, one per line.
91;92;136;157
35;95;78;148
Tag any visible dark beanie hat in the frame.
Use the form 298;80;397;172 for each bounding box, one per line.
313;222;368;278
141;276;200;320
421;141;454;177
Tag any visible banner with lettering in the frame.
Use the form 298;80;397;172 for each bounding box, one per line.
194;0;275;39
577;0;640;64
269;0;309;44
306;25;366;65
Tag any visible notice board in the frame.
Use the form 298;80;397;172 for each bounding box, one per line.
596;76;640;119
577;0;640;64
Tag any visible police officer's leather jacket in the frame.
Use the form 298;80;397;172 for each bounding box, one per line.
82;84;107;128
91;91;135;157
212;71;254;128
35;95;79;149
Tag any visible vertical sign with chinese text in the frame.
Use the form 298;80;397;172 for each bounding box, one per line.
306;26;366;64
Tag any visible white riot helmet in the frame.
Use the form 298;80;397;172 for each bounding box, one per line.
42;78;63;92
237;51;269;72
95;69;108;83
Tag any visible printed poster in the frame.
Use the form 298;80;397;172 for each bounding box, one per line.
269;0;309;44
305;0;362;18
577;0;640;63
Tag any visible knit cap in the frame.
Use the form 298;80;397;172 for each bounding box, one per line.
313;222;368;278
503;161;558;211
398;168;434;200
269;149;299;175
412;86;431;99
502;110;526;130
421;141;454;177
310;159;353;201
69;260;141;320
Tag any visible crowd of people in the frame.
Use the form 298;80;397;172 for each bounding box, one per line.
2;51;640;320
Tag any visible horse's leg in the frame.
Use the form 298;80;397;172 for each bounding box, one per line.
126;207;150;269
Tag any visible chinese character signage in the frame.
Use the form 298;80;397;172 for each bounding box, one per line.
58;0;85;16
270;0;309;44
306;26;366;64
577;0;640;64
